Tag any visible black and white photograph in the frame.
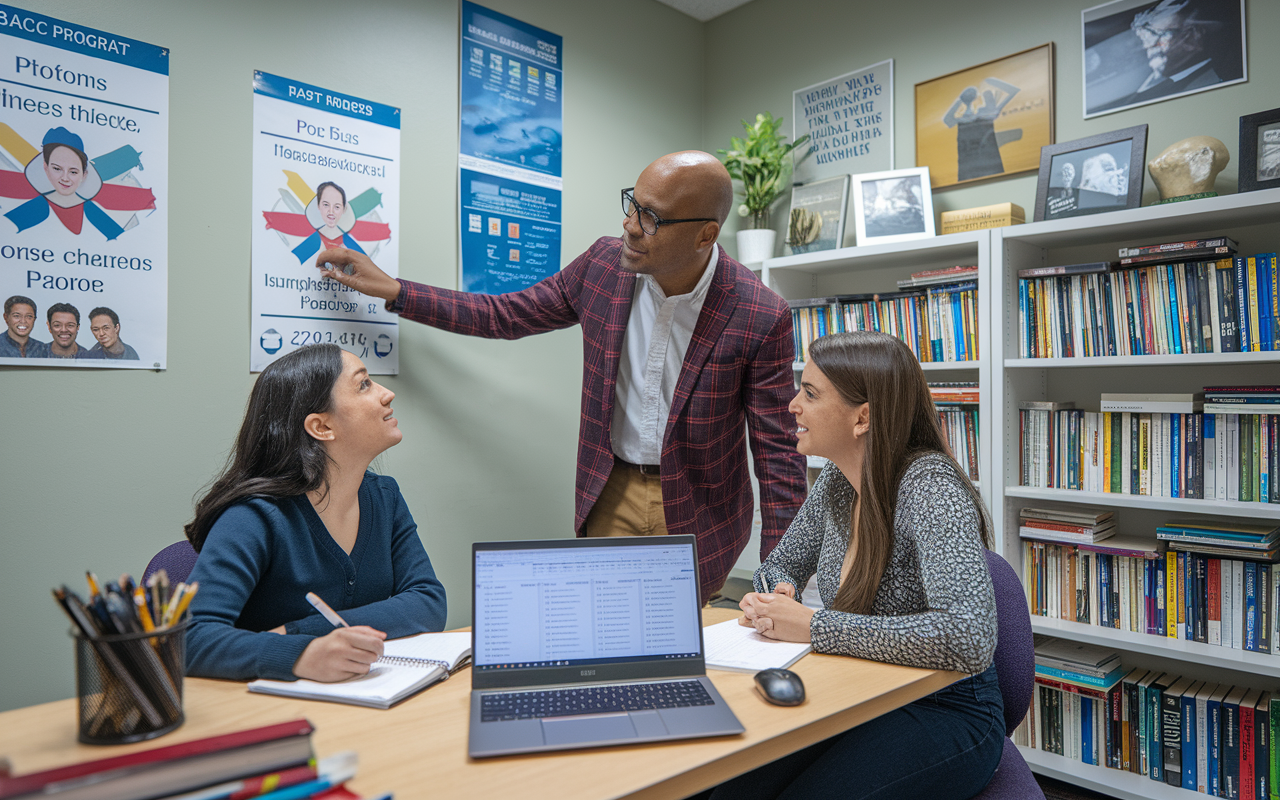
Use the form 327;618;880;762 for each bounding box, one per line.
851;167;935;245
1033;125;1148;222
1082;0;1246;119
785;175;849;256
1238;107;1280;193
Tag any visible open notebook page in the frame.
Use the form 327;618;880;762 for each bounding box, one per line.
703;618;812;673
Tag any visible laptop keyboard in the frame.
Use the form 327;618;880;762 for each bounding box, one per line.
480;680;714;722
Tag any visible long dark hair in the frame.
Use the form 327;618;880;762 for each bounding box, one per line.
185;344;345;551
809;331;992;614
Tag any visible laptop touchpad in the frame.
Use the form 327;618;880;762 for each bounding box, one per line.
541;714;638;745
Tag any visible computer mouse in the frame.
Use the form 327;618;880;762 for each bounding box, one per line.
754;668;805;706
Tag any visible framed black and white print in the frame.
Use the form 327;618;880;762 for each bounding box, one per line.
1082;0;1246;119
851;167;935;245
1033;125;1148;222
1239;107;1280;193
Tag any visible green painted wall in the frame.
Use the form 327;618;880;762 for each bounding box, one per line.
0;0;705;711
704;0;1280;252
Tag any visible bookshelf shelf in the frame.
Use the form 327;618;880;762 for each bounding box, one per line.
1004;486;1280;520
765;229;987;276
1020;746;1201;800
994;190;1280;798
1005;351;1280;369
1029;616;1280;679
794;360;980;372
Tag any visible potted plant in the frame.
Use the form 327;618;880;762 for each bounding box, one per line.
718;112;809;264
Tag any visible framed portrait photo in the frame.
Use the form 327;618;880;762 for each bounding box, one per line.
915;43;1054;190
1082;0;1247;119
1033;125;1147;223
1239;107;1280;193
851;167;935;246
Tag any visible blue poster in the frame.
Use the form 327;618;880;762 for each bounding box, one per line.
458;2;562;295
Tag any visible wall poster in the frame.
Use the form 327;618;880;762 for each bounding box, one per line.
459;2;562;295
0;5;168;368
251;71;400;374
791;60;891;249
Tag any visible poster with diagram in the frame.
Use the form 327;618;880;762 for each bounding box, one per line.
251;71;400;373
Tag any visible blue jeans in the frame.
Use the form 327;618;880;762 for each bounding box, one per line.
698;664;1005;800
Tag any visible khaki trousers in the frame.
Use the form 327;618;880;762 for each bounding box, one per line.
583;464;669;538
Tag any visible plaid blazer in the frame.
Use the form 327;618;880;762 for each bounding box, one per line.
390;237;807;602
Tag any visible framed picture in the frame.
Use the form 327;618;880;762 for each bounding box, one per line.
915;44;1054;190
785;175;850;256
851;167;935;245
1082;0;1247;119
1033;125;1148;222
1239;107;1280;193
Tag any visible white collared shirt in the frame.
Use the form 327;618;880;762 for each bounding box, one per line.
611;244;719;465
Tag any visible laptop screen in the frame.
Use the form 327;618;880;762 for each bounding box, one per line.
473;539;702;672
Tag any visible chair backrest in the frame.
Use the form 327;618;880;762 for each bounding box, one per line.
984;549;1034;737
143;540;199;585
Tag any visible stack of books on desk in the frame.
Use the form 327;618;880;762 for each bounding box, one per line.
0;720;372;800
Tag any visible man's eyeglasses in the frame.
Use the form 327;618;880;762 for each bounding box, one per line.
621;188;717;236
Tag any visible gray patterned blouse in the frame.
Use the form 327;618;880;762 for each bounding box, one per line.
753;452;996;674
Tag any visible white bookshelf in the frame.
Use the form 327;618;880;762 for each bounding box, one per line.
992;188;1280;798
732;229;994;580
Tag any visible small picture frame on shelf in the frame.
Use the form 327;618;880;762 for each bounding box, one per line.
785;175;849;256
850;167;935;246
1032;124;1147;222
1239;107;1280;193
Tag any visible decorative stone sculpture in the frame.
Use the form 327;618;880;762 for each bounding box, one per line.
1147;136;1230;202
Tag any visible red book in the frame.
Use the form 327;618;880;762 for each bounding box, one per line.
1209;558;1222;644
1241;690;1257;794
0;719;314;800
1021;520;1111;535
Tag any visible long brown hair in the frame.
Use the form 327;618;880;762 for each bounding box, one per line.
809;331;991;614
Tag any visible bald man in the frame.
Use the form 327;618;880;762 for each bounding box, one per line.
315;151;806;603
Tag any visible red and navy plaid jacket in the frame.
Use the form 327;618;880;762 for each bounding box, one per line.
390;237;807;602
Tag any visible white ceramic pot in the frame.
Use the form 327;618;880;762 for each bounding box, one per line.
736;229;776;264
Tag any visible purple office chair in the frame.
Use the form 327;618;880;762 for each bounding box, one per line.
143;540;199;585
973;549;1045;800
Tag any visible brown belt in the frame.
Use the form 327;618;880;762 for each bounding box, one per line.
615;457;661;476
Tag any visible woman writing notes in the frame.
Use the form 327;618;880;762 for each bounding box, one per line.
185;344;446;682
717;331;1001;799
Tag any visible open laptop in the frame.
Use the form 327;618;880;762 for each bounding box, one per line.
468;535;744;757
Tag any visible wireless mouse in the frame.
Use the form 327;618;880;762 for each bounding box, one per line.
754;668;805;706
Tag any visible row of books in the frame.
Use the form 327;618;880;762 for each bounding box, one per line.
1017;405;1280;504
0;719;371;800
1017;663;1280;798
1022;531;1280;652
789;279;978;364
1015;251;1280;359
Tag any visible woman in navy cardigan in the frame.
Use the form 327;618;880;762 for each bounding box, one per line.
184;343;446;681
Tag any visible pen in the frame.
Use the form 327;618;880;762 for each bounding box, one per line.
170;581;198;623
134;587;156;632
305;592;349;628
86;571;102;601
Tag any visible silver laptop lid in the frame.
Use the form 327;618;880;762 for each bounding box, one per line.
471;535;706;690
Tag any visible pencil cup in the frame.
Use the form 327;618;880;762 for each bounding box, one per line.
73;618;187;744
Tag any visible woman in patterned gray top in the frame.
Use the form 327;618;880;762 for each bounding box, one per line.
701;331;1003;800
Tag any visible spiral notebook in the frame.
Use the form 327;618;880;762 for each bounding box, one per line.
248;631;472;709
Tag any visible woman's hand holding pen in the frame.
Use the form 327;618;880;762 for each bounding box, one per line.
313;248;402;301
739;583;815;643
293;626;387;682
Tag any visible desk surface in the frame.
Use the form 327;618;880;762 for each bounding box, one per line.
0;609;962;800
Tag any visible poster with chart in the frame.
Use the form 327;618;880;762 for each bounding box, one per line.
250;71;400;374
458;2;562;295
0;5;168;368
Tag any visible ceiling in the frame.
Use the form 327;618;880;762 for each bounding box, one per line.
651;0;758;22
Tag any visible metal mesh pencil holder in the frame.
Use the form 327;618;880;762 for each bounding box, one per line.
73;617;187;744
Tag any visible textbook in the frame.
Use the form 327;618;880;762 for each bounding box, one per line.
702;618;812;673
248;631;472;709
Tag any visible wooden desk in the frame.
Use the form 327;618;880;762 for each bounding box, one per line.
0;609;962;800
